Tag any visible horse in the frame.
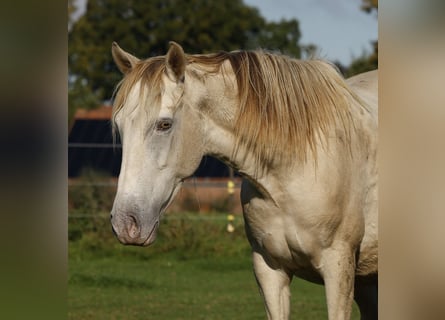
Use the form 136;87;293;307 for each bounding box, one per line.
110;41;378;320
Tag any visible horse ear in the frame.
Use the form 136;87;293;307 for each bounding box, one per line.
165;41;186;83
111;42;140;74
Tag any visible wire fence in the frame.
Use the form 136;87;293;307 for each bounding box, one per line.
68;177;243;220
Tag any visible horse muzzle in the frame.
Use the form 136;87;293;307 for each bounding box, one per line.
110;211;159;246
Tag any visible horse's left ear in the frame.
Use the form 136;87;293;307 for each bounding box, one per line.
112;42;140;74
166;41;187;83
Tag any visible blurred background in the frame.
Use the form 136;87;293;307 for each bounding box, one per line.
67;1;377;319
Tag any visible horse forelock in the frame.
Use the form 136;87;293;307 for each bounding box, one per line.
112;56;166;138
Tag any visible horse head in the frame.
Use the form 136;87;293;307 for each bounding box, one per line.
110;42;207;245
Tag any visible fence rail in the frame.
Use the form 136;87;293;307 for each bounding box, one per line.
68;179;242;188
68;213;235;221
69;177;242;214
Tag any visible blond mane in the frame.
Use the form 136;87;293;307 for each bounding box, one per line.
189;51;360;168
113;50;362;168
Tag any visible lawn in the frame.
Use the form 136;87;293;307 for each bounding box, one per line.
68;212;359;319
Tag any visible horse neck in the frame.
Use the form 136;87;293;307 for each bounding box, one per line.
189;63;286;200
202;102;283;202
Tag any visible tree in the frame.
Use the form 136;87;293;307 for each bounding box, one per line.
361;0;377;69
345;47;377;77
248;19;301;58
344;0;378;76
68;78;100;126
68;0;303;104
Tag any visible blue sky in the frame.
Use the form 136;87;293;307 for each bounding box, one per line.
72;0;377;65
244;0;377;65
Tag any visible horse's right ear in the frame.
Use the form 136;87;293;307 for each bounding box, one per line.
111;42;140;74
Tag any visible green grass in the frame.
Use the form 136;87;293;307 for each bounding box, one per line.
68;212;359;319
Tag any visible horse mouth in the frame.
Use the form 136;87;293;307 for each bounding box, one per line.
160;181;183;213
142;221;159;246
141;183;181;247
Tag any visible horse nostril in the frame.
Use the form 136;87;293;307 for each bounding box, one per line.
127;215;141;239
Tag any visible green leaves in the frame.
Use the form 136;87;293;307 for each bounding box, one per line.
68;0;303;105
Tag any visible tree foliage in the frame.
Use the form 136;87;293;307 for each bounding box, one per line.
69;0;302;103
343;0;378;77
68;78;101;125
344;42;378;77
248;19;301;58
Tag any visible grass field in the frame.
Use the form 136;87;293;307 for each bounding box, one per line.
68;211;359;319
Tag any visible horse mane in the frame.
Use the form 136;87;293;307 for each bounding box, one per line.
189;51;360;168
113;49;362;169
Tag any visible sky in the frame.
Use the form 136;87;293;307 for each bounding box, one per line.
244;0;378;65
72;0;377;66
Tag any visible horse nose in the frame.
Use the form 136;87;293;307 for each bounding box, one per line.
110;212;143;244
125;215;141;239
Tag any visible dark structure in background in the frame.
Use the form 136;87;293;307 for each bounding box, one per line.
69;106;232;178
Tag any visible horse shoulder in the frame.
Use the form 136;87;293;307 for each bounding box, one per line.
240;152;365;276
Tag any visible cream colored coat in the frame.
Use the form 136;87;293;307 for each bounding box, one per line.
110;42;378;320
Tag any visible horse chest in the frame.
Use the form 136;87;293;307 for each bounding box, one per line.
243;197;322;276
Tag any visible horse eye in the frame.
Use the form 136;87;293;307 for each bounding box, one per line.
155;119;173;131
